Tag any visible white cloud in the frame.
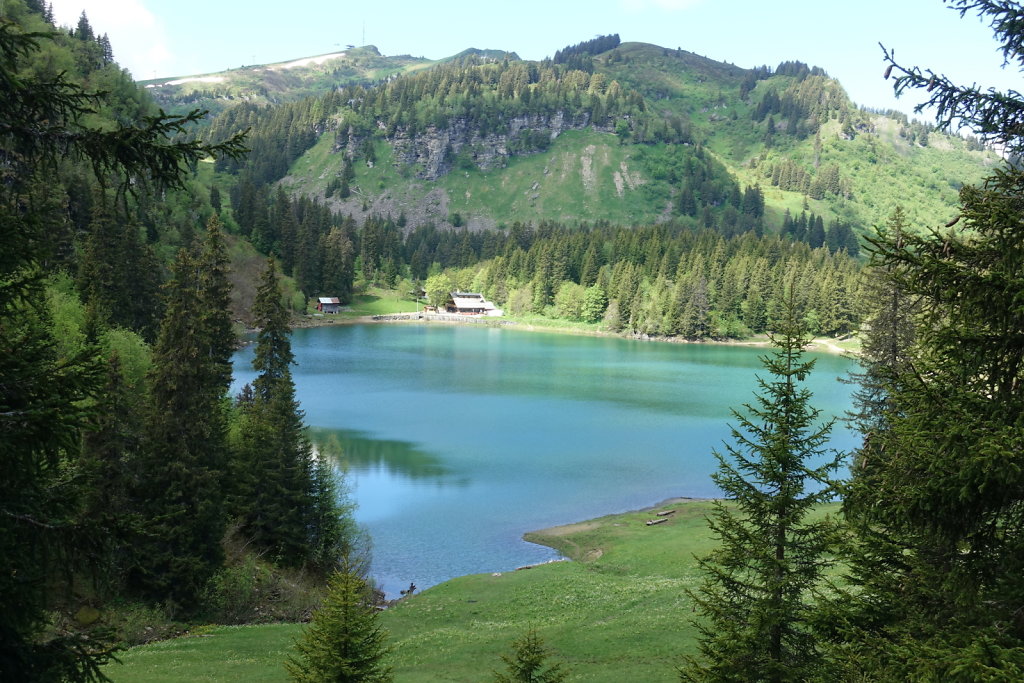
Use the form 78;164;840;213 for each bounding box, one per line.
47;0;174;79
620;0;704;11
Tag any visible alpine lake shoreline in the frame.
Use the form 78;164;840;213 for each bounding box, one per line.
103;296;856;681
286;291;859;357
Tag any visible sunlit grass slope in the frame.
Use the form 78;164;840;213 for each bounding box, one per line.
106;500;728;681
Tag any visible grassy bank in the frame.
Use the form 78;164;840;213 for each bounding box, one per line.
104;499;752;681
104;623;302;682
380;499;721;682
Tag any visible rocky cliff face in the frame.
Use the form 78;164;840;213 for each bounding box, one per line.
338;111;612;180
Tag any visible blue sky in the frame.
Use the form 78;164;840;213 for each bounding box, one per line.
49;0;1019;120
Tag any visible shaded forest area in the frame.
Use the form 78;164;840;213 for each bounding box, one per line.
1;3;360;680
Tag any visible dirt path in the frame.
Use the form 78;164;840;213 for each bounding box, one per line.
809;338;852;355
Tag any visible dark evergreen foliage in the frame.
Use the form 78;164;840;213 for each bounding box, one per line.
75;352;148;602
196;215;237;391
77;197;163;340
552;34;620;71
824;3;1024;677
229;184;357;299
828;168;1024;678
131;219;235;611
773;60;828;80
0;13;242;678
840;209;915;441
97;33;112;65
0;285;112;682
230;259;342;570
762;157;852;201
74;10;92;42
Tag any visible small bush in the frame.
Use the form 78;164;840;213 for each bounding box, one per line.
204;553;323;625
493;629;568;683
102;602;184;646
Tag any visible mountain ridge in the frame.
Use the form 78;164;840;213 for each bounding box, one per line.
172;37;996;237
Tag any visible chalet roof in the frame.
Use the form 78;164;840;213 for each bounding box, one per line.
451;295;496;311
318;297;341;304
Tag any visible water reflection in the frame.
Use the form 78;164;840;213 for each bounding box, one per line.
293;324;773;418
309;427;465;485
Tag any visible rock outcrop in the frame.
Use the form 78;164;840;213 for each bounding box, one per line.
338;111;613;180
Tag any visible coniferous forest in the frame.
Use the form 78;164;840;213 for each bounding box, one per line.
3;0;1024;680
0;3;358;679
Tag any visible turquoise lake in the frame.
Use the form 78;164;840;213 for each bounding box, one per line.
231;324;857;598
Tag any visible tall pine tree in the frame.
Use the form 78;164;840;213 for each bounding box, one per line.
132;218;236;611
230;259;315;567
682;294;843;682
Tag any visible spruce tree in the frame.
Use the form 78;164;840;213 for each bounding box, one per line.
0;280;111;681
132;245;230;610
77;354;146;596
74;11;93;41
492;629;568;683
285;558;393;683
197;214;236;393
320;226;355;303
682;295;842;682
78;197;162;340
828;170;1024;679
827;3;1024;676
133;217;236;610
308;455;365;574
831;168;1024;679
231;259;316;567
841;207;917;443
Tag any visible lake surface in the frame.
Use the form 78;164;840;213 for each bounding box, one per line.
231;324;857;597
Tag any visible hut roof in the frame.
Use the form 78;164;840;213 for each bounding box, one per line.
451;294;496;311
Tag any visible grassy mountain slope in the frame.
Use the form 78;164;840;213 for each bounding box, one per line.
603;43;997;229
151;37;997;237
277;41;996;234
